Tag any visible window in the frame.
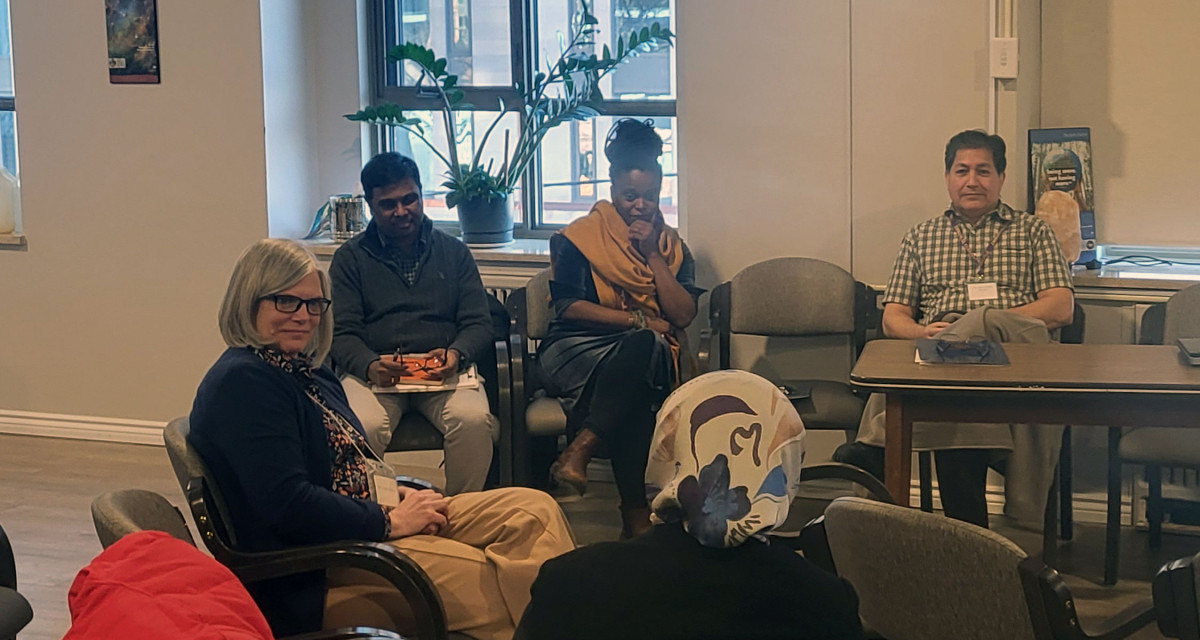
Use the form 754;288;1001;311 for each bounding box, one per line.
371;0;677;232
0;0;18;240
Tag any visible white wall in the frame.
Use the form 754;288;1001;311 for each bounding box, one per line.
261;0;322;239
0;0;268;420
1043;0;1200;247
261;0;369;239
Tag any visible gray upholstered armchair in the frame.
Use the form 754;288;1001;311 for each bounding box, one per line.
699;257;880;441
823;497;1155;640
1103;282;1200;584
505;268;568;487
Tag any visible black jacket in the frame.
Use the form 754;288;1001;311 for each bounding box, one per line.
516;522;864;640
190;347;387;635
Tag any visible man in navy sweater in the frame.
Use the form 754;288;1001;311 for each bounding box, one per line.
331;152;496;494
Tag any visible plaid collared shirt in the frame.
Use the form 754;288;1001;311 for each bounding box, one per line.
883;202;1073;323
376;220;431;287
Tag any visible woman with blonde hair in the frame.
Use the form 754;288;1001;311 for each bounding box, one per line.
190;238;575;639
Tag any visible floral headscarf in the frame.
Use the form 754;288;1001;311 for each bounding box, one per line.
645;370;806;548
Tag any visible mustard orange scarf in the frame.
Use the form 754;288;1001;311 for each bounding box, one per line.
560;200;684;317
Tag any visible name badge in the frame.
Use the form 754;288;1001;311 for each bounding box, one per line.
967;281;1000;302
371;474;400;507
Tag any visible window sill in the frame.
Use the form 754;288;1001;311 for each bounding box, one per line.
303;236;549;266
0;233;26;250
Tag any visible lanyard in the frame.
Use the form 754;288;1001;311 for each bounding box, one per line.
950;215;1010;278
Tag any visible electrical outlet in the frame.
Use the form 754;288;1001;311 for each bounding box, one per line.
990;37;1019;79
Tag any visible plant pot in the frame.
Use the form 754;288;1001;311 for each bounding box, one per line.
456;196;514;247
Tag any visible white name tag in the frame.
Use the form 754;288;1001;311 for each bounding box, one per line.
372;474;400;507
967;281;1000;302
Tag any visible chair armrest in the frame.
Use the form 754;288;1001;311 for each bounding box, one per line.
186;480;447;640
508;330;531;486
495;335;513;485
697;329;713;374
0;586;33;638
287;627;407;640
228;542;445;640
798;463;895;504
1019;557;1155;640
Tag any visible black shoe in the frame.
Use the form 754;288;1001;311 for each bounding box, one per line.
832;442;885;481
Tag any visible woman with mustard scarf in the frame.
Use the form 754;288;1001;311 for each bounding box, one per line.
537;119;702;538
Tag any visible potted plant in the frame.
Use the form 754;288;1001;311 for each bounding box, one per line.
347;1;674;246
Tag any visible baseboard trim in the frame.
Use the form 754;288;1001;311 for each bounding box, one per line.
0;410;165;446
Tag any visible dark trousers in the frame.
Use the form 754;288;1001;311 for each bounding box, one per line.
576;330;660;509
934;449;992;528
834;442;993;528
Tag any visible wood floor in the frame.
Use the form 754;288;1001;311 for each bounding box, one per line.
1;433;1193;640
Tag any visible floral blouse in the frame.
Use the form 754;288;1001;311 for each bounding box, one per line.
253;348;373;499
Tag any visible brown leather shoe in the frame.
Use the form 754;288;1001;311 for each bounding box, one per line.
549;428;599;495
619;506;652;540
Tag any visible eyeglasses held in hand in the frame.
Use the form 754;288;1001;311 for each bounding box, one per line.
264;294;332;315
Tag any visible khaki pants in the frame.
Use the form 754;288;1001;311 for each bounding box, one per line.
325;487;576;640
342;375;498;495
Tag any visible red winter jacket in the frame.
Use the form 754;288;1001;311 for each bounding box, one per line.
64;530;273;640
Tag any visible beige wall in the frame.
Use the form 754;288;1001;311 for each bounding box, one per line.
3;0;1188;428
678;0;851;285
0;0;268;420
848;0;993;284
1043;0;1200;247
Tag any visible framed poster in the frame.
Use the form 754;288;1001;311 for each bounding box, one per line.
106;0;160;84
1029;127;1098;266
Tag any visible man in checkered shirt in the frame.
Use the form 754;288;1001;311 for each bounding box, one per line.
837;130;1075;528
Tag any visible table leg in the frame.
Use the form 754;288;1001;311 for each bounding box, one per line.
1104;426;1122;586
884;392;913;507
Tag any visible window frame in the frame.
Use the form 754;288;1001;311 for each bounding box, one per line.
366;0;676;237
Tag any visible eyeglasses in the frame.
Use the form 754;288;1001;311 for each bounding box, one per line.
935;337;991;359
263;294;331;315
398;353;444;374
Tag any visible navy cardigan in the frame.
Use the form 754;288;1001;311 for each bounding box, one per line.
189;347;387;635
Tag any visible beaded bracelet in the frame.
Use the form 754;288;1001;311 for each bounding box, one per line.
630;309;648;330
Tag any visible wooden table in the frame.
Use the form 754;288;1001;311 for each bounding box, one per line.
850;339;1200;581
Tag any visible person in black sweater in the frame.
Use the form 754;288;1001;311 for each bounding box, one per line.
330;152;496;494
191;239;575;639
515;370;864;640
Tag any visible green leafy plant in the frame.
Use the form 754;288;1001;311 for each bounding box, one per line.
346;1;674;210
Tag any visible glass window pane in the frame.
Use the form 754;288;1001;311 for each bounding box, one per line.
398;0;511;87
386;110;523;224
0;111;16;177
536;0;675;101
0;0;11;98
538;116;677;227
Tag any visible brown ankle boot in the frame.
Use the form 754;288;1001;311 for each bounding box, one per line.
619;506;652;540
550;428;600;495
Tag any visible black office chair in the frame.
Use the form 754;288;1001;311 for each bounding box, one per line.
163;417;450;640
0;520;32;640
